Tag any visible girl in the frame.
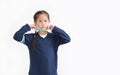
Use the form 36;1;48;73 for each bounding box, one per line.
13;10;71;75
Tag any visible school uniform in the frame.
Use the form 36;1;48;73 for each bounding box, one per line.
13;24;71;75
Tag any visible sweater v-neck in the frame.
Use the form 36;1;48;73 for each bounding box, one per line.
37;32;49;39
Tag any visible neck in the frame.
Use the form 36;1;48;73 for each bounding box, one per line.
38;31;47;35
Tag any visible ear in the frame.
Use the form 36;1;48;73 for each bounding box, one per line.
34;21;37;26
48;19;50;22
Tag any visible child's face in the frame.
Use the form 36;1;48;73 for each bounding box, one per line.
34;14;50;30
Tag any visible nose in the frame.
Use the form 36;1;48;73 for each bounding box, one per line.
42;21;46;25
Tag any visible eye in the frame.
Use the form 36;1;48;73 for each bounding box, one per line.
39;20;42;22
44;20;47;22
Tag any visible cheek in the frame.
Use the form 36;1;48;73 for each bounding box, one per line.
45;24;48;28
37;23;43;27
35;21;40;25
44;22;49;25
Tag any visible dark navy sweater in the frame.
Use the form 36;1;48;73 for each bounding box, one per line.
13;24;71;75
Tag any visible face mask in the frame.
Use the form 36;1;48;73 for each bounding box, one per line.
36;25;48;32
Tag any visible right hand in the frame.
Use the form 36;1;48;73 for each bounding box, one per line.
29;23;36;29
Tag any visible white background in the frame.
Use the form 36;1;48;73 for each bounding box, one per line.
0;0;120;75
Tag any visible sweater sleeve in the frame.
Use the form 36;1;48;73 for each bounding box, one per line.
13;24;31;45
52;26;71;45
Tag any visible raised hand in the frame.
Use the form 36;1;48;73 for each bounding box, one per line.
48;24;54;31
29;23;36;29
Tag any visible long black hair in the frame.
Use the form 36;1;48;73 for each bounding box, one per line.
31;10;50;49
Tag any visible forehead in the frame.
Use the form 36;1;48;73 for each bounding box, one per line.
37;14;48;20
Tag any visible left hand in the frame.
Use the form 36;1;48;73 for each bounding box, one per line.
48;24;54;31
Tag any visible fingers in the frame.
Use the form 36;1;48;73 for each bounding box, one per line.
48;24;54;31
29;23;36;30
